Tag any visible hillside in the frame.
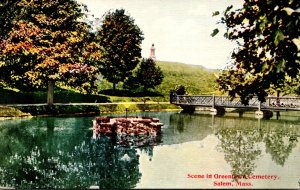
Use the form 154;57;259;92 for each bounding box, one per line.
97;60;221;101
155;61;220;97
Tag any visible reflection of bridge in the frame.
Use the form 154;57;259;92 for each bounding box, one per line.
170;95;300;112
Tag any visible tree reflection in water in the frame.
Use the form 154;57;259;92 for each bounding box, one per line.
0;117;162;189
0;113;298;188
215;117;299;181
216;128;262;181
166;112;299;184
264;125;298;166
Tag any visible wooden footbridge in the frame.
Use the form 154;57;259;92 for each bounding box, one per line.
170;94;300;113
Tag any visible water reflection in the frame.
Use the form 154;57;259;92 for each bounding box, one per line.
216;129;262;181
0;118;142;189
264;126;298;166
0;112;299;189
166;113;213;144
169;112;300;183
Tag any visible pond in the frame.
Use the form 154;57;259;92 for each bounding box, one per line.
0;111;299;189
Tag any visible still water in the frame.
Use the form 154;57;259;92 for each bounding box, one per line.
0;111;299;189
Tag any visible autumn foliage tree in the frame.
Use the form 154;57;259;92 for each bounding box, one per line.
214;0;300;104
96;9;144;91
0;0;101;105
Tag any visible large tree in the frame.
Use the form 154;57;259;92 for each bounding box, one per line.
96;9;144;91
215;0;300;105
0;0;101;105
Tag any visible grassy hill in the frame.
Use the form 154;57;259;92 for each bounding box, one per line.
155;61;220;97
97;60;221;101
0;61;220;104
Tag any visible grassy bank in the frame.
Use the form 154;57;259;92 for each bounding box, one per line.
98;103;180;113
0;106;31;119
0;103;181;118
14;105;101;116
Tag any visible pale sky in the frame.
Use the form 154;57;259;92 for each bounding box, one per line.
77;0;243;69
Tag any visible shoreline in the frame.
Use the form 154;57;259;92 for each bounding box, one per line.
0;103;181;119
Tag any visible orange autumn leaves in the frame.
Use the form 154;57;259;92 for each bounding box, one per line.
1;8;101;91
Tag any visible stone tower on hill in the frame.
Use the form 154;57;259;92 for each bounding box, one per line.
149;44;156;60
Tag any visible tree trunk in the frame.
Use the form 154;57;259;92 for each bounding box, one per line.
113;82;116;91
276;90;280;106
47;81;54;105
143;86;148;94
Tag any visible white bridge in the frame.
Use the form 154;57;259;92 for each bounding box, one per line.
171;95;300;111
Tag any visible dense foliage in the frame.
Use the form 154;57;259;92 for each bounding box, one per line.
96;9;144;90
124;58;164;92
215;0;300;104
0;0;101;104
174;85;187;95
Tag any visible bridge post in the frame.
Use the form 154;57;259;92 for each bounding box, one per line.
212;94;215;109
255;101;263;118
255;101;273;119
170;92;177;104
210;94;219;114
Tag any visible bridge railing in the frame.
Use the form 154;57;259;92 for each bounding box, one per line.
173;95;261;108
171;95;300;110
267;96;300;109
